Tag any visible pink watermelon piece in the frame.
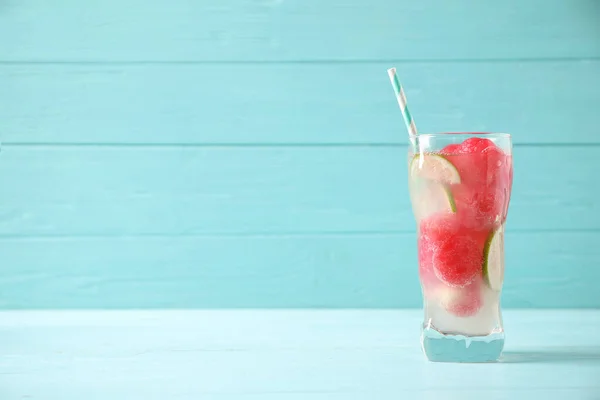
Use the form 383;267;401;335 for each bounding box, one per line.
432;231;483;287
418;234;439;296
442;281;483;317
452;184;506;231
441;137;512;231
418;212;485;288
441;137;504;188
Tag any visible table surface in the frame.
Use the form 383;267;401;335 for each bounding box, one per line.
1;310;599;400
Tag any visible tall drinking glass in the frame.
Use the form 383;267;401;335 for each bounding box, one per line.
408;132;513;362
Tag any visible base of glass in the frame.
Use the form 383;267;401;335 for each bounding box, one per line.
421;325;505;363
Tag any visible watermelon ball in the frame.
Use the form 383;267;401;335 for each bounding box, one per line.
460;137;496;153
452;184;506;231
419;210;461;237
419;211;466;255
440;281;483;317
440;143;462;155
432;231;483;287
419;211;485;287
441;138;505;188
481;146;508;187
418;212;460;293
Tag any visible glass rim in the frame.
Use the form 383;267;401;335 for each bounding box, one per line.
416;132;511;139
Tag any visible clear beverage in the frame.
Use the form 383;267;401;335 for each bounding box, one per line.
408;133;513;362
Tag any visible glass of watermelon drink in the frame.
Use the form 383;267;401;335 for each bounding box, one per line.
408;132;513;362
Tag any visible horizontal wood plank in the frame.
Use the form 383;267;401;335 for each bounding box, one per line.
0;146;595;235
1;0;598;61
2;62;599;145
0;232;598;308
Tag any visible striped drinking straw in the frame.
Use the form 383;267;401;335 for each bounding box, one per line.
387;68;418;138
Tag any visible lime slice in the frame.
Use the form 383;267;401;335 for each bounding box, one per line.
409;154;461;185
409;154;459;218
483;227;505;291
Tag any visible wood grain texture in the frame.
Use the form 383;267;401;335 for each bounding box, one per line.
1;0;599;61
0;145;595;236
2;62;599;144
0;310;599;399
0;232;597;308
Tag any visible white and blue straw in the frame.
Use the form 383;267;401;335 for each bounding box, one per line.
387;68;418;138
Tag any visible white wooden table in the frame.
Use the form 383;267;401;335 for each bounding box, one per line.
1;310;599;399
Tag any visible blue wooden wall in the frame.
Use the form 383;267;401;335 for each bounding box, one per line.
0;0;599;309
